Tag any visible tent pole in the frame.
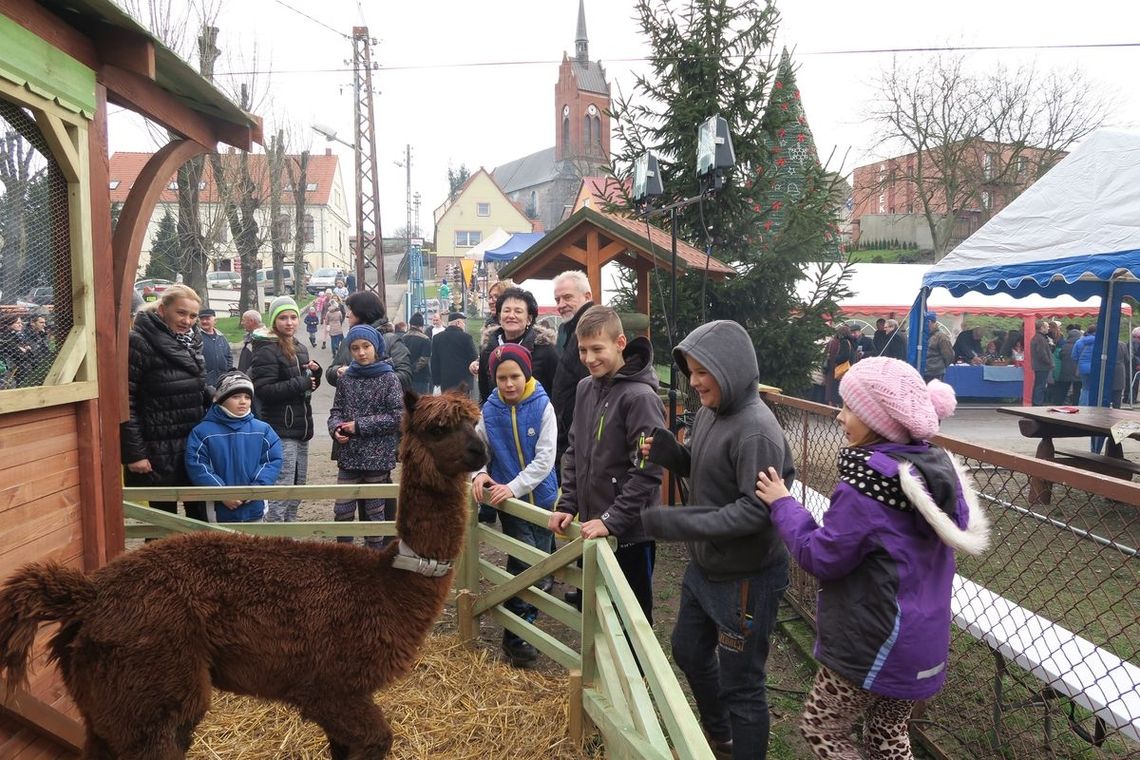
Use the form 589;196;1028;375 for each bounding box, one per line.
1095;279;1119;407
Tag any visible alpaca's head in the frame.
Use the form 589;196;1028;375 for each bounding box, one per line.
400;390;487;479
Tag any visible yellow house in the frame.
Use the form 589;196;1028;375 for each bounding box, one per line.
432;168;537;279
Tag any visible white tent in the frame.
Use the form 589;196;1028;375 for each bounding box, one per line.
462;228;513;263
916;128;1140;404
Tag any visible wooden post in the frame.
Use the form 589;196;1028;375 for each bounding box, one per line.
567;668;584;745
457;590;477;648
580;540;598;686
585;229;602;303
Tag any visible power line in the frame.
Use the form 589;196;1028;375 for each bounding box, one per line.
208;39;1140;78
270;0;349;40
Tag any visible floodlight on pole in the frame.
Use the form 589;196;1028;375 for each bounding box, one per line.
312;123;350;148
631;116;736;505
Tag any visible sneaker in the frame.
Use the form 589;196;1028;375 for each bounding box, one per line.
536;576;554;594
564;589;582;610
502;637;538;667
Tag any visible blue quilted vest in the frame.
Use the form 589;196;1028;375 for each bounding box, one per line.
482;382;558;509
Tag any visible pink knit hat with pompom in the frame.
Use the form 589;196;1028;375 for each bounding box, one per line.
839;357;957;443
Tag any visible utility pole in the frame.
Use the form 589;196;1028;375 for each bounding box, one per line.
394;143;413;281
351;27;385;298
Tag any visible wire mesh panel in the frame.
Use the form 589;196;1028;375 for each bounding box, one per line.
0;96;73;389
766;393;1140;759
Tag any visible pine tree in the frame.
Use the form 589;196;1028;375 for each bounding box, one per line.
608;0;850;393
146;209;180;281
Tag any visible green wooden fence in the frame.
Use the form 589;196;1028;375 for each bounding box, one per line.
122;485;713;759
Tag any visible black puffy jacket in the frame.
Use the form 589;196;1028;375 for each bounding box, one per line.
248;329;321;441
477;323;559;402
121;310;209;479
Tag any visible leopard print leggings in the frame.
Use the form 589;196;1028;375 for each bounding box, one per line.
800;666;916;759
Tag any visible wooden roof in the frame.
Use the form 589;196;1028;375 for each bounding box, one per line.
499;205;735;282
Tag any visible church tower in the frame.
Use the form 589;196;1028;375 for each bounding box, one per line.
555;0;611;164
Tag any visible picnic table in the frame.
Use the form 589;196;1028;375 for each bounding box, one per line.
996;406;1140;503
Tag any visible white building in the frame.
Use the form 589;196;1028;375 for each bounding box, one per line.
109;148;352;275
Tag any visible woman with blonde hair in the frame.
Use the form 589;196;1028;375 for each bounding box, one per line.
121;283;210;521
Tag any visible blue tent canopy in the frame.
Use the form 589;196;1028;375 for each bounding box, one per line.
485;232;546;263
909;129;1140;405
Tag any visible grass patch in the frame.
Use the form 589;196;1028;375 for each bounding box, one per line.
847;248;934;264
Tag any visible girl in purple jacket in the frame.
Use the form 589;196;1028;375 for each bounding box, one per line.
755;357;990;759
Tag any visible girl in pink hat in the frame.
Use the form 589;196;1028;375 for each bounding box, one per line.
756;357;990;759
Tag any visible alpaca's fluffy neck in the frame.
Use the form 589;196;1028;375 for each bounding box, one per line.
395;473;467;562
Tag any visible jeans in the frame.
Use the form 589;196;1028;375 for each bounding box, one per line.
266;438;308;522
498;507;555;645
1078;374;1091;404
330;333;343;355
1032;369;1050;406
671;559;789;760
333;468;392;549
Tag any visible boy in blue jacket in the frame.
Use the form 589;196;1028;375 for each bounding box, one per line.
472;343;558;667
185;371;283;522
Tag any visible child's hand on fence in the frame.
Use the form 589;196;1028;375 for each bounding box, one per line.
222;499;245;509
472;474;492;503
580;519;610;540
486;483;514;505
755;467;790;505
548;511;573;534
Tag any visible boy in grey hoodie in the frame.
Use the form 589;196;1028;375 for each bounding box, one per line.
640;320;795;760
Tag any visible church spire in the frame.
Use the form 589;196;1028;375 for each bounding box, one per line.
575;0;588;62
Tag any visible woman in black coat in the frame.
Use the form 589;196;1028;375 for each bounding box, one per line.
248;296;321;522
121;285;210;521
476;287;558;402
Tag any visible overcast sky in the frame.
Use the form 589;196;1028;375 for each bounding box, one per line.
109;0;1140;242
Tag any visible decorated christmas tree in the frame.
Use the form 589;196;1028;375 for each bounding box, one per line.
753;48;843;260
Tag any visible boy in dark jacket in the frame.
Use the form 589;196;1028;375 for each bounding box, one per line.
640;320;795;760
185;371;283;522
548;306;664;622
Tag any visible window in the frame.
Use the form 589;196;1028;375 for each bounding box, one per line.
0;96;75;390
198;181;207;190
306;182;318;192
167;181;178;190
1017;155;1028;175
584;115;593;146
592;115;602;146
983;152;995;181
981;191;992;210
109;180;120;189
561;115;570;155
455;230;482;248
303;213;315;244
476;202;490;217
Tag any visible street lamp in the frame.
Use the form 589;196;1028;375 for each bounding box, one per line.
312;123;352;148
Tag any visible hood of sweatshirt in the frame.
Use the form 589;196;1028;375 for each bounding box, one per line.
615;336;659;390
673;320;757;416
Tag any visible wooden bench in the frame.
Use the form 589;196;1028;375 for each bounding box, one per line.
793;480;1140;746
1053;449;1140;480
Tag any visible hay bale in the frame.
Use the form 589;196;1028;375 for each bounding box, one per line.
189;635;604;759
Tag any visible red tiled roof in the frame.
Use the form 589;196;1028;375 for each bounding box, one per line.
600;209;735;275
108;151;341;207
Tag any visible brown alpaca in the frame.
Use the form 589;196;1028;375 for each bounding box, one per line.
0;391;486;760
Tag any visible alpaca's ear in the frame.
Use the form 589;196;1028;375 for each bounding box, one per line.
404;389;419;417
454;382;470;396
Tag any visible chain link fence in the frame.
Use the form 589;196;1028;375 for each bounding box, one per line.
0;97;73;389
766;393;1140;759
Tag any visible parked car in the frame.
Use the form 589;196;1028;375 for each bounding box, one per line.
17;286;53;308
256;266;301;296
307;267;342;295
207;271;241;289
134;278;173;302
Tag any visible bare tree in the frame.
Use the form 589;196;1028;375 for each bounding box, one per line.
866;55;1108;259
284;149;311;299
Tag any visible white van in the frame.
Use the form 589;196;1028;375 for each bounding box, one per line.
256;267;299;296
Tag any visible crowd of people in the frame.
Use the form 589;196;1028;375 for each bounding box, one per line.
120;273;1002;759
0;311;54;388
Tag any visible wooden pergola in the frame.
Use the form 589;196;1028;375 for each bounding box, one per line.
0;0;260;753
498;205;734;318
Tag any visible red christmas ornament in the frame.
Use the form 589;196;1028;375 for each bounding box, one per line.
797;133;807;142
764;220;773;231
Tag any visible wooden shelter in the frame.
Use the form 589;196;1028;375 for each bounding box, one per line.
498;205;734;317
0;0;259;753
